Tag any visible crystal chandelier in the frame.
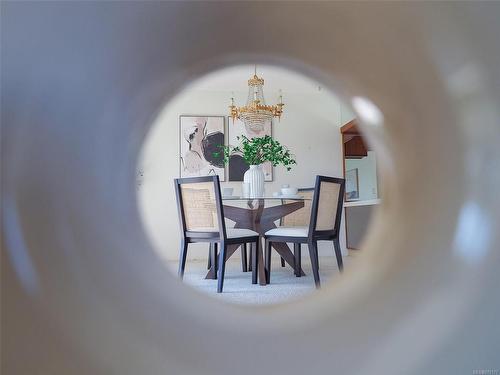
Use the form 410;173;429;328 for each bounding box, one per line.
229;67;284;132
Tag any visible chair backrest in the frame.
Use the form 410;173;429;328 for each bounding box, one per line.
281;188;314;227
309;176;345;236
174;176;226;239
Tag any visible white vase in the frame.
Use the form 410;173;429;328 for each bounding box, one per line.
244;164;265;198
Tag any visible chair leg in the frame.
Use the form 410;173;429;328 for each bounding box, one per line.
265;239;272;284
217;241;227;293
252;241;258;284
316;243;320;269
333;238;344;272
207;243;212;269
210;242;218;279
308;240;320;288
241;243;248;272
248;247;253;272
178;239;188;280
294;243;301;277
280;257;285;267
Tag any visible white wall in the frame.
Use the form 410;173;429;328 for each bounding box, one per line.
340;104;356;125
138;84;349;262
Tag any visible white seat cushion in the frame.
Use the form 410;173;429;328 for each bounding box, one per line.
227;228;259;238
265;226;309;238
188;227;218;232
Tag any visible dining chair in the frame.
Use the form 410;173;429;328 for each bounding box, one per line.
208;243;248;272
175;176;260;293
280;187;314;276
264;176;345;288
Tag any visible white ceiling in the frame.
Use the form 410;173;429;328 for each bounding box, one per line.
186;64;325;94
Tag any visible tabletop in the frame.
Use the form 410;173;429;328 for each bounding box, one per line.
222;196;311;201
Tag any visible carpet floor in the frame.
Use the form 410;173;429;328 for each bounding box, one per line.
169;254;354;305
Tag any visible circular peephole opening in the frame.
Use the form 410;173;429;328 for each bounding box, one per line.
137;64;383;306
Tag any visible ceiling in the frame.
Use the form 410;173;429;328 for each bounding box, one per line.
186;64;326;94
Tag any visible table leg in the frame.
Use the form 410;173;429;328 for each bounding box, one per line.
271;242;306;276
205;243;240;279
256;239;266;286
217;200;306;282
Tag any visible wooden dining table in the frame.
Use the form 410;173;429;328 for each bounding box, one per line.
205;196;310;285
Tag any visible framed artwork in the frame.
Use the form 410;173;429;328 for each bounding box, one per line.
227;117;273;181
345;168;359;201
179;115;225;180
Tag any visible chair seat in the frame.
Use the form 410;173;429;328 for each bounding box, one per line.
227;228;259;238
265;226;309;238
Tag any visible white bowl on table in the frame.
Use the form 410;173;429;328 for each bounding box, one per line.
222;187;234;197
280;187;298;196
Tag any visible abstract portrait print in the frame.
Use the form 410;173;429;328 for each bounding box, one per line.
228;117;273;181
180;116;225;180
345;168;359;201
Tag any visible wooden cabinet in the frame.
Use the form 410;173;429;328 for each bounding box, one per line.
341;119;369;159
344;202;379;250
344;135;368;158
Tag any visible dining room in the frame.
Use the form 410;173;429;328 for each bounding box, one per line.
137;64;375;304
5;3;500;373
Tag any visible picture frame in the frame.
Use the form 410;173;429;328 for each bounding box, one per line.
227;116;273;181
179;115;225;181
345;168;359;201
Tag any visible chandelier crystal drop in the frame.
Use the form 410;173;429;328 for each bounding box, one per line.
229;68;284;132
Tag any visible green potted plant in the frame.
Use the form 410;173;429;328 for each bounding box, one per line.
217;135;296;197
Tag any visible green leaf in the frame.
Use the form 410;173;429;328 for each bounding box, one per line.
214;136;296;171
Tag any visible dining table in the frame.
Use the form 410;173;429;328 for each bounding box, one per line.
205;196;310;285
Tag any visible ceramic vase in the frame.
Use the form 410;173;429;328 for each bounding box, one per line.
243;164;265;197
